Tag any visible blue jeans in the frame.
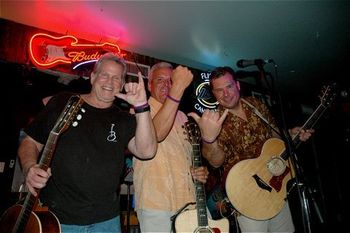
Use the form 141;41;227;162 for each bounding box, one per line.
136;209;173;233
61;216;121;233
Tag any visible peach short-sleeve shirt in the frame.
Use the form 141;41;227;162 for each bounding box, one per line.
133;97;195;212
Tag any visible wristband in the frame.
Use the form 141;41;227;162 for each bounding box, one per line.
167;94;180;103
133;102;149;109
202;137;216;144
134;104;150;114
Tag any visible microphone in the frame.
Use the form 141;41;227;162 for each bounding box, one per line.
236;59;274;68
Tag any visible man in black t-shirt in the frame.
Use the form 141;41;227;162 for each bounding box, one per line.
18;53;157;233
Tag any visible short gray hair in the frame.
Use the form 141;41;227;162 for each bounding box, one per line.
93;52;127;80
148;62;173;83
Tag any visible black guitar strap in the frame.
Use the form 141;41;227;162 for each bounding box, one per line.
170;202;196;233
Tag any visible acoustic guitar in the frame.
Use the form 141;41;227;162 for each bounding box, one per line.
0;95;85;233
225;84;336;220
174;120;229;233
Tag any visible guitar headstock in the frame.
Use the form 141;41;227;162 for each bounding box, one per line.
53;95;85;135
319;83;337;109
183;119;201;145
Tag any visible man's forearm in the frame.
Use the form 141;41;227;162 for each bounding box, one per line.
202;141;225;167
18;136;41;175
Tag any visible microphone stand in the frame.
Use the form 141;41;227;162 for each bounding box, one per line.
258;63;322;233
255;63;273;107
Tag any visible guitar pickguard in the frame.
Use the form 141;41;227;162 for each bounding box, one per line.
269;166;290;192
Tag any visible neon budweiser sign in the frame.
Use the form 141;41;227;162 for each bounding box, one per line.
29;33;124;69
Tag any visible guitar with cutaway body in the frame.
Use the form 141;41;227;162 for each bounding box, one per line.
174;120;229;233
225;84;337;220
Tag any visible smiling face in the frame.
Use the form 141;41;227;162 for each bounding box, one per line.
148;66;172;103
211;72;241;109
90;59;125;106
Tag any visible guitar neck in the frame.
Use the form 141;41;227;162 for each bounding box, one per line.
13;132;58;232
193;143;209;227
13;95;84;232
280;103;328;161
37;95;83;172
13;192;38;232
39;132;59;171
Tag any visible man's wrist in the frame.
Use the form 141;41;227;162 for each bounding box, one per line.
167;94;180;103
23;163;36;176
133;103;150;114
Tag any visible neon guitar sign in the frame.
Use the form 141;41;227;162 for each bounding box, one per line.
29;33;124;69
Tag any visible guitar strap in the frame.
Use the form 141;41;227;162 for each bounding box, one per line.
241;98;280;136
170;202;196;233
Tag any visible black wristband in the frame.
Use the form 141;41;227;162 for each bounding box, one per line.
134;104;150;114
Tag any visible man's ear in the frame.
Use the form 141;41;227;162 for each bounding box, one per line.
147;79;152;92
120;83;125;92
236;81;241;91
90;72;97;85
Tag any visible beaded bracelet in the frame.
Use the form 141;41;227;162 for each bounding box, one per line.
202;137;216;144
167;94;180;103
134;103;150;114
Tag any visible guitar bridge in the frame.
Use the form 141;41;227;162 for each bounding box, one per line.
252;174;272;192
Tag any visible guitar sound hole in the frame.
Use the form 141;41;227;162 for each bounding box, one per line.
267;157;286;176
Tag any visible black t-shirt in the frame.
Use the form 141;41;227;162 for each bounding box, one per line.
24;92;136;225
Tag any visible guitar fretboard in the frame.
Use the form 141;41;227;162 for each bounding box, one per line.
193;143;209;227
280;102;329;161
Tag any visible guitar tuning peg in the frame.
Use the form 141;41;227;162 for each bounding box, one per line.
72;121;78;127
76;114;82;120
81;108;86;113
